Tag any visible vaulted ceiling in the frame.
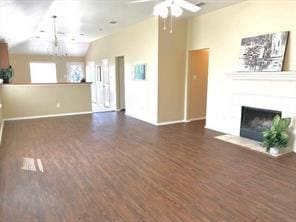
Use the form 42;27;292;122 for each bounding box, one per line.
0;0;243;56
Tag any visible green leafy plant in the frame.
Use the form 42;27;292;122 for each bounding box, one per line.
0;66;14;83
262;115;291;152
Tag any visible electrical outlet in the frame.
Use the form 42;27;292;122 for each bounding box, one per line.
56;103;60;108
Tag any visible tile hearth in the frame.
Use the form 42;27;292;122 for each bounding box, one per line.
215;134;292;157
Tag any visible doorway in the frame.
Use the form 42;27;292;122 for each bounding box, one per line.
188;49;209;121
89;59;111;113
115;56;125;111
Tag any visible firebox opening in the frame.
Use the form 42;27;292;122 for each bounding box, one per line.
240;106;282;142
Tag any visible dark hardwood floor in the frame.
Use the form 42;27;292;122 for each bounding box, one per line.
0;112;296;222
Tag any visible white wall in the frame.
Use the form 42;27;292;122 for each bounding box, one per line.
187;0;296;133
85;18;159;124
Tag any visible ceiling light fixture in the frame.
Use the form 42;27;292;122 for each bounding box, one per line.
153;0;201;33
47;15;67;57
171;4;183;17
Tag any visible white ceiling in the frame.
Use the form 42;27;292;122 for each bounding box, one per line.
0;0;243;57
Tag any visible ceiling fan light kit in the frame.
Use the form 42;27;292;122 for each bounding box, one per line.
153;4;169;18
171;4;183;17
152;0;201;33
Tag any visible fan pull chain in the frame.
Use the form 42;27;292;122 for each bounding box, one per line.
163;18;166;30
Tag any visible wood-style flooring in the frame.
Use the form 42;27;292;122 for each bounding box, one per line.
0;112;296;222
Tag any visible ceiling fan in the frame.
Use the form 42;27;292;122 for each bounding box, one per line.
130;0;201;18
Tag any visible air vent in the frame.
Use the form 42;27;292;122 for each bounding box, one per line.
196;2;206;7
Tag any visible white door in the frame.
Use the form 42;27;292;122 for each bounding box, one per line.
87;62;97;104
96;65;104;107
102;59;111;108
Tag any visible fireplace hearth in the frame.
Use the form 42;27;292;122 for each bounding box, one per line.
240;106;281;142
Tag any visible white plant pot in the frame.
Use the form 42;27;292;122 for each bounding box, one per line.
270;147;279;156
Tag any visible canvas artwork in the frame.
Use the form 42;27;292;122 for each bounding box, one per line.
238;32;289;72
133;64;146;80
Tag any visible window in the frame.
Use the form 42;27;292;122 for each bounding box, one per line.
67;62;85;82
30;62;57;83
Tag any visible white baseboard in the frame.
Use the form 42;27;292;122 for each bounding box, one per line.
125;112;158;125
3;111;92;122
0;120;4;144
189;117;206;121
157;117;206;126
157;120;185;126
183;117;206;123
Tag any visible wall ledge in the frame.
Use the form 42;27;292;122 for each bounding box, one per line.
2;82;92;86
3;111;92;122
227;71;296;81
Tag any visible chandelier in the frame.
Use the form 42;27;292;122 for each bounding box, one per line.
47;15;67;57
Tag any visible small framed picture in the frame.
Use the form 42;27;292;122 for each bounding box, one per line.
132;64;146;80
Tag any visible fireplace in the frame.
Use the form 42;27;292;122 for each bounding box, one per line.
240;106;281;142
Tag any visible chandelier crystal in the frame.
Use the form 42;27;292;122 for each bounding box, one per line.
47;15;67;57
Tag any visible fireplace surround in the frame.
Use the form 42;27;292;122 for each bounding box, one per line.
214;71;296;153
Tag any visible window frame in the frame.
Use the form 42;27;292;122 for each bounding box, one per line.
67;62;85;83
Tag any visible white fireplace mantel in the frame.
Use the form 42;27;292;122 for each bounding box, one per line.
224;71;296;152
227;71;296;81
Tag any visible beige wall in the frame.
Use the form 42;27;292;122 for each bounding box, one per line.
86;18;159;124
1;84;91;119
9;54;85;83
158;18;188;123
187;0;296;132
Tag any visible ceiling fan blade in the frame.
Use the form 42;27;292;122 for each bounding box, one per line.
176;0;201;12
129;0;154;3
154;1;170;9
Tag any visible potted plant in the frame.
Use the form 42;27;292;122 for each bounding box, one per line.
0;65;14;84
262;115;291;155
